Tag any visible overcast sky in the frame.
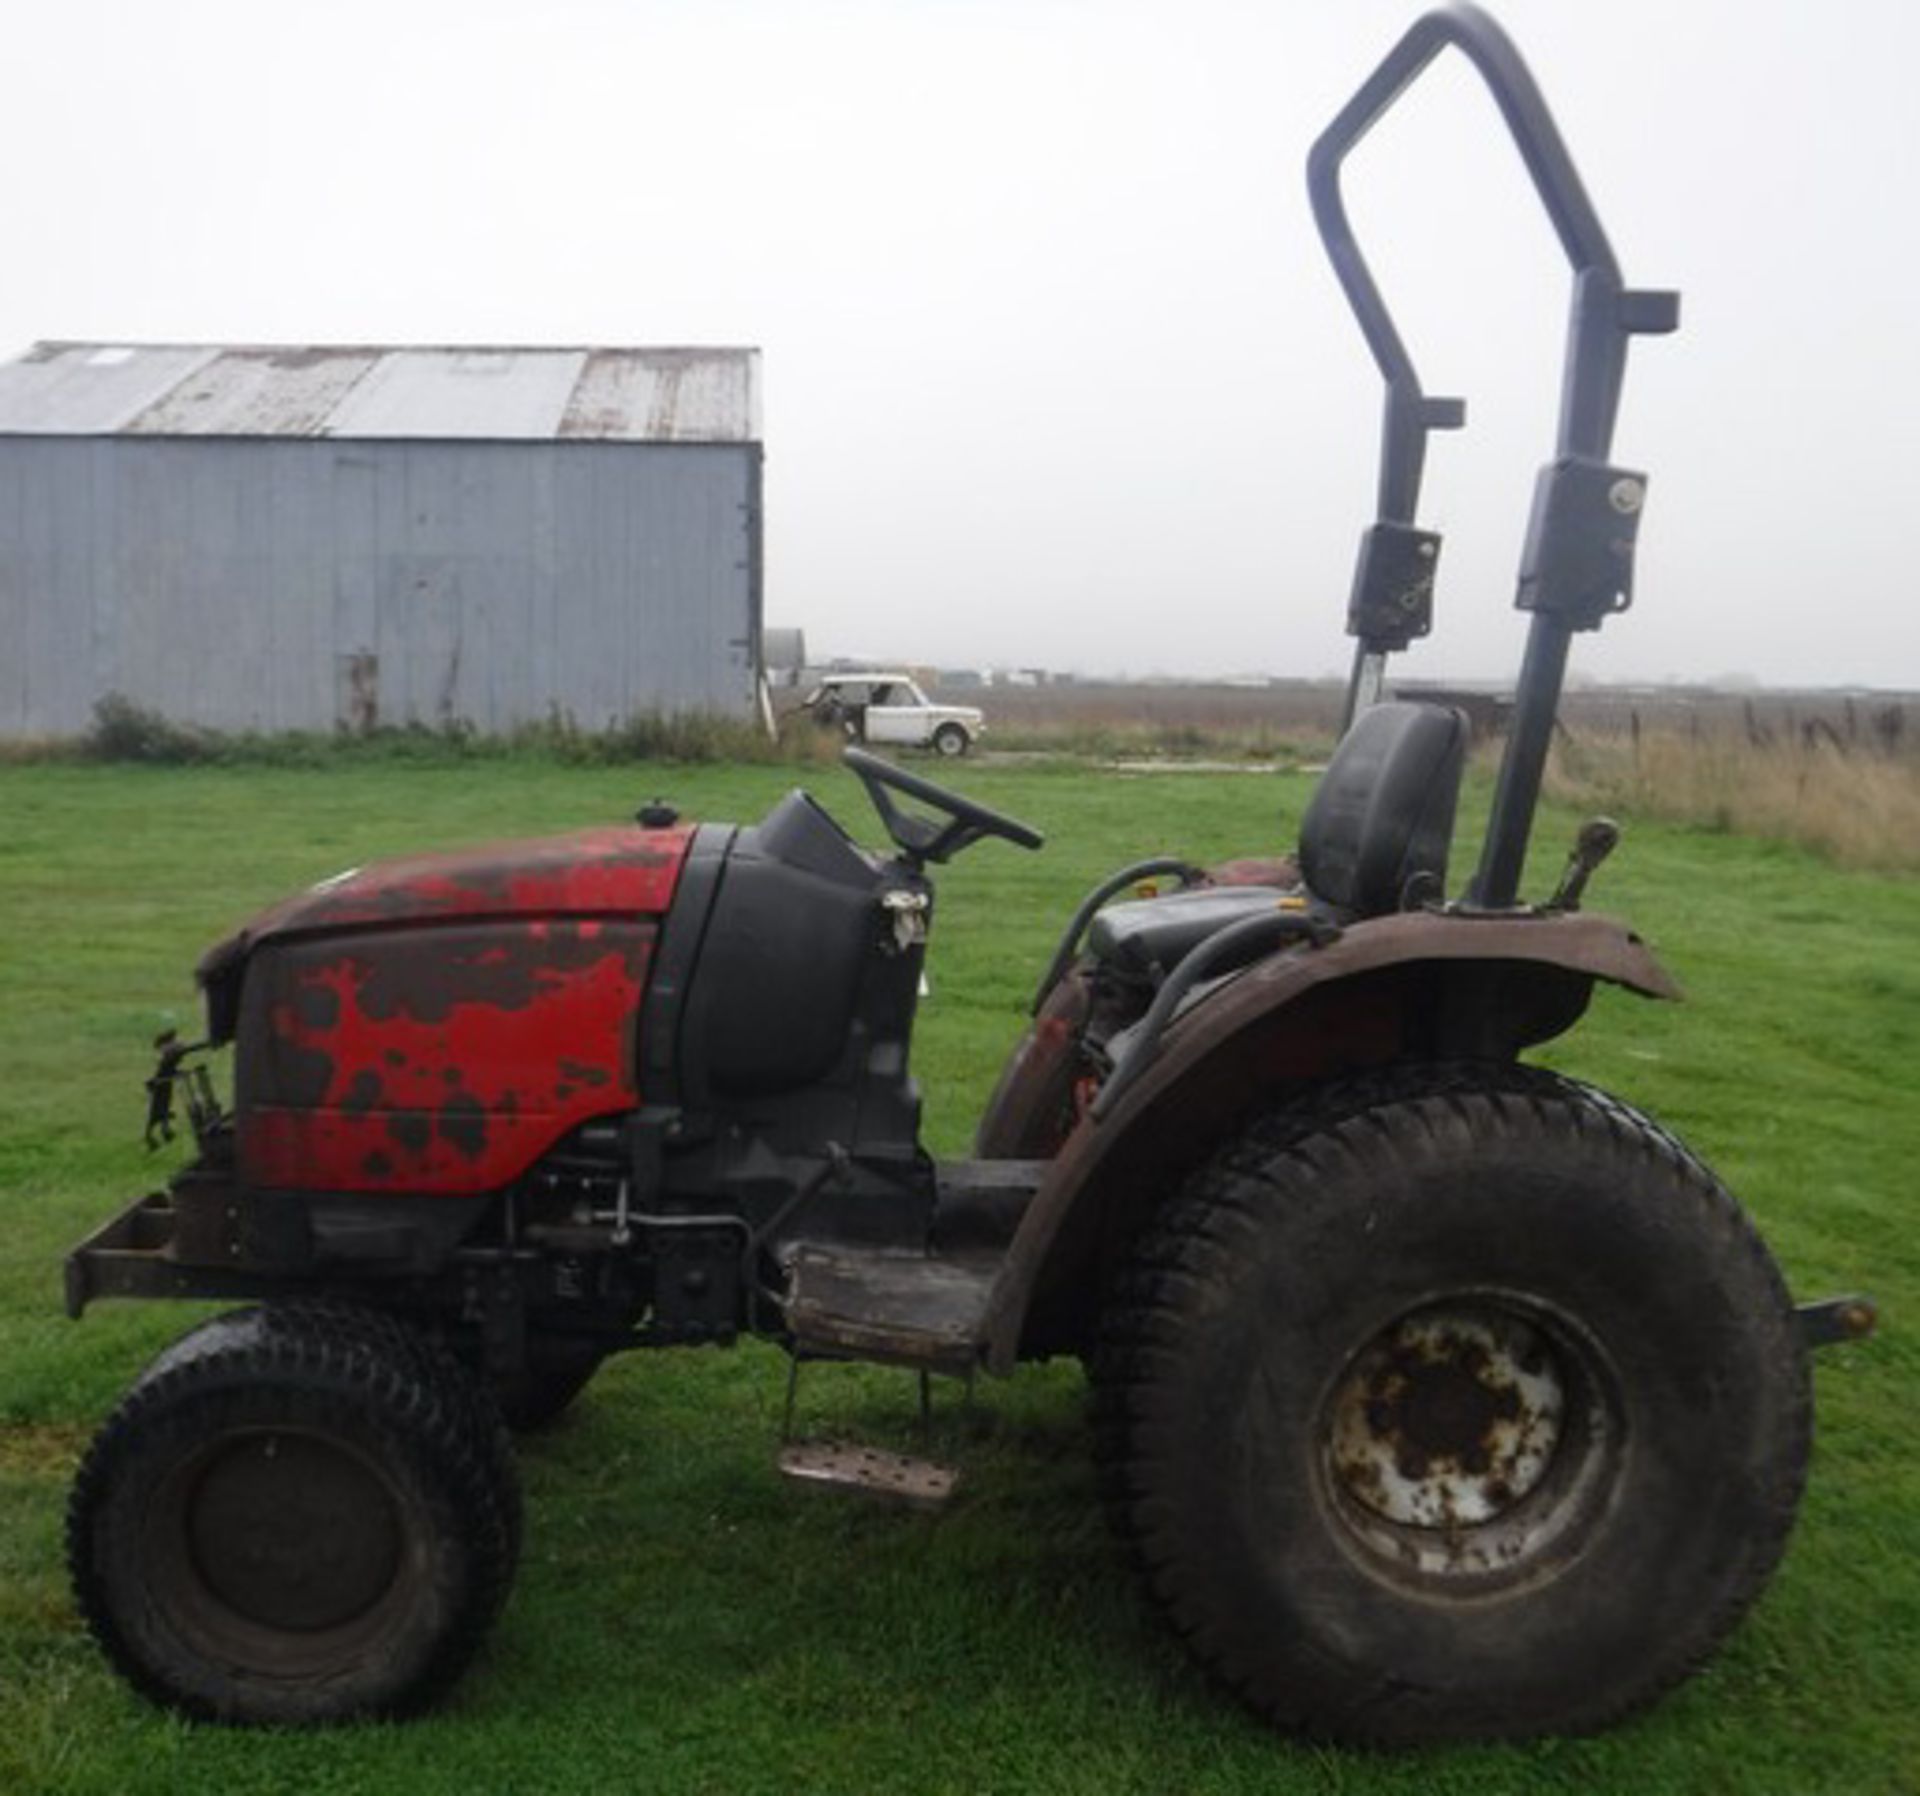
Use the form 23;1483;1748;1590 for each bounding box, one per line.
3;0;1914;689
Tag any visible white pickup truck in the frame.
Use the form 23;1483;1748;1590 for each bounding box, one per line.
800;673;986;757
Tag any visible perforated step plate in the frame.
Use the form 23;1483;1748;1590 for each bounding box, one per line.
778;1440;959;1510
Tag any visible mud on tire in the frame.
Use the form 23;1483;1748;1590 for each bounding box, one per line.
69;1304;520;1725
1093;1062;1811;1746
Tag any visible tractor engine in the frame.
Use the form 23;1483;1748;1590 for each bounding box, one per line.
86;789;945;1374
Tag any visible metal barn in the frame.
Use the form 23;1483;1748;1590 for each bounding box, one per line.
0;342;763;737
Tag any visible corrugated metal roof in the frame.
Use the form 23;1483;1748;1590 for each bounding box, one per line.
127;347;383;437
0;342;761;442
0;344;221;434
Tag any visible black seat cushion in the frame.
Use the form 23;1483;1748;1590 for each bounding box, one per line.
1298;701;1466;917
1086;885;1288;981
1083;701;1467;986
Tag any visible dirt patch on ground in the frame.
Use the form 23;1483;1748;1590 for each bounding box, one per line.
0;1422;87;1477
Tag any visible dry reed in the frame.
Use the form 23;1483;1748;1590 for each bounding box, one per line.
1543;729;1920;871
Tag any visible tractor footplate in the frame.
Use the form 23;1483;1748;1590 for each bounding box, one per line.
777;1440;958;1510
780;1245;996;1372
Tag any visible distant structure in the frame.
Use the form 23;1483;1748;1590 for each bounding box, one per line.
763;627;807;688
0;342;763;737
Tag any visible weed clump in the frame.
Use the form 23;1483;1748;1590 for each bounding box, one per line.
56;694;832;770
85;695;219;764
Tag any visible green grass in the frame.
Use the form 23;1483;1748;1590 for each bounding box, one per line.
1;758;1913;1795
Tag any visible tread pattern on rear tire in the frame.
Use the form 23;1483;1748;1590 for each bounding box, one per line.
1091;1060;1811;1746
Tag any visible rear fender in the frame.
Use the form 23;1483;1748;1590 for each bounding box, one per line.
978;909;1679;1372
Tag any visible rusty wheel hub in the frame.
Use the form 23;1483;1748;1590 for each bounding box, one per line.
1318;1297;1617;1590
1328;1308;1563;1527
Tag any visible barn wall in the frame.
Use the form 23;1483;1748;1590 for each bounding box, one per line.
0;435;761;736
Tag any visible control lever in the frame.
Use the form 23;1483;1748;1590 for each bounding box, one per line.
1548;817;1620;911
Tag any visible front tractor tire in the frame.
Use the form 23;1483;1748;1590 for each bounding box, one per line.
69;1306;520;1725
1094;1064;1810;1747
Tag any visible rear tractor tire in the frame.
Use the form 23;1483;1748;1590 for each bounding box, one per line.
69;1304;520;1725
490;1334;604;1432
1094;1063;1810;1746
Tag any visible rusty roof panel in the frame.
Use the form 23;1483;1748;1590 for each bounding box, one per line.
563;348;761;442
0;343;761;442
124;346;382;437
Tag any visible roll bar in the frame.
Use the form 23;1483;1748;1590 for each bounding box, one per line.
1310;2;1679;907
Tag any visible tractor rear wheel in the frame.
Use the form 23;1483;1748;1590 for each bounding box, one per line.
1093;1062;1810;1746
491;1333;604;1431
70;1305;519;1724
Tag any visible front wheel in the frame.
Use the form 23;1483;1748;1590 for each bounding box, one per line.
1094;1063;1810;1746
931;722;970;757
69;1307;519;1724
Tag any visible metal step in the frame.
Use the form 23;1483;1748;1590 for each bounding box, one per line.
930;1158;1046;1252
780;1244;998;1372
778;1440;959;1509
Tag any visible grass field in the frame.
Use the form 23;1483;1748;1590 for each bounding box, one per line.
1;755;1913;1794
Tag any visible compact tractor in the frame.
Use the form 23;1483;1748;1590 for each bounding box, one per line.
63;4;1873;1746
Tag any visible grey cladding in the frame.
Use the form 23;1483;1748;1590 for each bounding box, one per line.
0;342;764;736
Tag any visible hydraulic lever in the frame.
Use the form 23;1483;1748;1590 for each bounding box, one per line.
1547;816;1621;911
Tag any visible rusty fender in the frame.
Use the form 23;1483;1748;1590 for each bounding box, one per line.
978;909;1681;1374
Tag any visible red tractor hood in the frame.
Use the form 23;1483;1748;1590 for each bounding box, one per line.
197;823;698;992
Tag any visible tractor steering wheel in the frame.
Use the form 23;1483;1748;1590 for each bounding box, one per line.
844;747;1044;867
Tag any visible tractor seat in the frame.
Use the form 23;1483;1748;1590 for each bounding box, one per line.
1086;884;1292;981
1295;699;1467;917
1086;701;1468;981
